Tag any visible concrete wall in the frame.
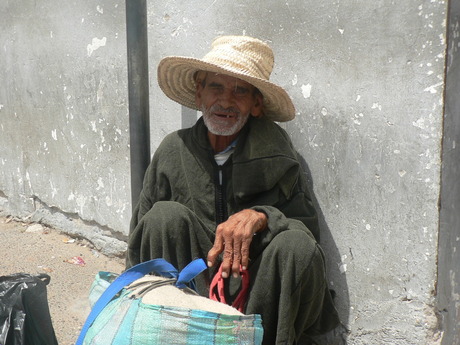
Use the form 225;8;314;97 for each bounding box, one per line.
437;1;460;344
0;0;453;344
0;1;130;255
147;1;447;343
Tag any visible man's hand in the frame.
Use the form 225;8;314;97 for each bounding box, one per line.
207;209;267;278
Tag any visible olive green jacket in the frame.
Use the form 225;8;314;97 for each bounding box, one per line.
130;116;319;244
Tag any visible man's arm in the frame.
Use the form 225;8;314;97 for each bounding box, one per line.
207;171;318;279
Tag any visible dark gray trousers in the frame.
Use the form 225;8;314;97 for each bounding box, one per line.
127;201;339;345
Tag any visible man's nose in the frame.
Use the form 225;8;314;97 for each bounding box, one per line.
217;88;236;106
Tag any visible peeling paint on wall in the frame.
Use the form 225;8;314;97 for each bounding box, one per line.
301;84;312;98
87;37;107;57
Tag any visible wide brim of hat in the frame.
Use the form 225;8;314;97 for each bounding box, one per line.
157;56;296;122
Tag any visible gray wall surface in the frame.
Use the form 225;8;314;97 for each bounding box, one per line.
0;1;130;255
0;0;454;344
437;1;460;344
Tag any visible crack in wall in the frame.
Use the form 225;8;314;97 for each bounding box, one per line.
30;195;128;243
0;191;127;257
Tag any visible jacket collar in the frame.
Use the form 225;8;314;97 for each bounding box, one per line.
191;116;300;203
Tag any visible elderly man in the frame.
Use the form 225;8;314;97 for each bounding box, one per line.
127;35;339;344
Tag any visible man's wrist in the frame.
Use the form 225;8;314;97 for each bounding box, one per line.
254;210;268;233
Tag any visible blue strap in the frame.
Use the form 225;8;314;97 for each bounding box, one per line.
75;258;207;345
176;259;207;289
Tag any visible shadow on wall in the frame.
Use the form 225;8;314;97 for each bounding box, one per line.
298;154;350;345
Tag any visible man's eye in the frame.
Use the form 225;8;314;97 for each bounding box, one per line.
208;84;223;91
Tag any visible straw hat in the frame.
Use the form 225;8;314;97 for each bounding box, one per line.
157;35;296;122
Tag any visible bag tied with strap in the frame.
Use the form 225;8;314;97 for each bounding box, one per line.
77;258;263;345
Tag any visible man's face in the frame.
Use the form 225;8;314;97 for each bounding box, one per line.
195;73;263;136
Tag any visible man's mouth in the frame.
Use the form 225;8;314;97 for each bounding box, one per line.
215;113;236;118
210;105;240;119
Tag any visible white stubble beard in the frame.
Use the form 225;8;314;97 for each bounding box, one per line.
201;104;251;136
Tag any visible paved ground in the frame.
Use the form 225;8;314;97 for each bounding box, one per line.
0;216;125;345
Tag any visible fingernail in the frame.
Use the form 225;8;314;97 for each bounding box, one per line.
207;261;212;267
233;273;239;278
222;271;228;278
242;266;247;271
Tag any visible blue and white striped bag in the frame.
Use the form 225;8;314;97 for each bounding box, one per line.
76;259;263;345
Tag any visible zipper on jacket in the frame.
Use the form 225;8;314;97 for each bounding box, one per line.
214;165;228;225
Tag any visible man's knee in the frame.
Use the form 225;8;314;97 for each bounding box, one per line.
145;200;189;218
139;201;192;239
143;201;190;223
271;229;317;256
267;229;325;276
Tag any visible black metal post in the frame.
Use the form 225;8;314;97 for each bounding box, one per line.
126;0;150;211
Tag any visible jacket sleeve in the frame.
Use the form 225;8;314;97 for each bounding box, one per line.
129;137;174;239
129;165;155;235
126;139;175;269
232;118;319;243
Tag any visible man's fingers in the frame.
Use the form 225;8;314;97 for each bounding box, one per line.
240;240;250;271
221;241;234;278
208;209;266;276
207;235;224;268
232;241;242;278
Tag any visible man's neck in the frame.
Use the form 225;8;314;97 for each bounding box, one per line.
207;131;239;153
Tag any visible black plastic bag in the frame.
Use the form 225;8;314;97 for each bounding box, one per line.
0;273;58;345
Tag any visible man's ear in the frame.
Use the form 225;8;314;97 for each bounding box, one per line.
250;93;264;118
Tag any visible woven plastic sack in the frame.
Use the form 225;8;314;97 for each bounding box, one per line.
83;289;262;345
88;272;118;309
77;259;263;345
